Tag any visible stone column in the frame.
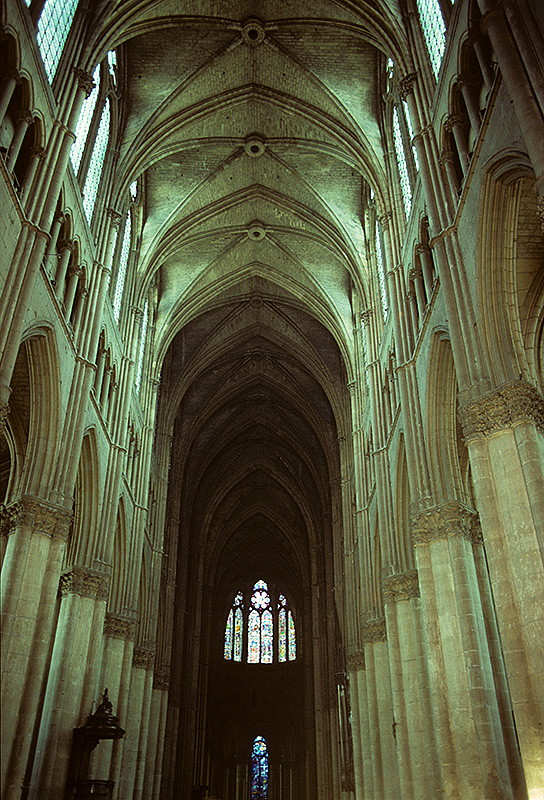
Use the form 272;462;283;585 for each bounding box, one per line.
459;380;544;797
28;567;110;800
6;112;33;173
0;68;21;125
118;645;155;800
142;670;169;800
383;570;440;800
346;652;365;799
1;496;72;800
412;501;519;800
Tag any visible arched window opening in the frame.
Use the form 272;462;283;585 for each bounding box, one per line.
70;64;100;175
375;218;388;319
82;97;110;221
113;211;132;322
416;0;446;80
223;581;296;663
393;107;412;218
36;0;79;82
251;736;269;800
135;298;149;393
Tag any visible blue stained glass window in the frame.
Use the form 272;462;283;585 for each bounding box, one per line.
82;98;110;221
251;736;269;800
234;605;243;661
71;64;100;175
37;0;79;82
113;212;131;322
393;106;412;218
416;0;446;80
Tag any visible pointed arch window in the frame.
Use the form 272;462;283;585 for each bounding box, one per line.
223;580;296;663
113;210;131;322
416;0;446;80
135;298;149;393
36;0;79;82
82;97;110;221
375;218;388;319
251;736;269;800
393;106;413;218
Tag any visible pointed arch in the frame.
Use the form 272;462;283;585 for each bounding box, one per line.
65;429;100;568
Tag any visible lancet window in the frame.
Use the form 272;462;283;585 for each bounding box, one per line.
135;298;149;393
416;0;447;79
393;106;413;218
81;97;110;221
35;0;79;82
251;736;269;800
224;580;296;663
113;210;132;322
70;65;100;175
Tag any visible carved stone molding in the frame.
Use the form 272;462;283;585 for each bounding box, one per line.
411;501;481;546
103;613;136;640
382;569;420;603
1;496;72;540
346;651;365;671
153;668;170;690
458;380;544;441
59;566;110;600
74;68;96;97
399;72;418;100
537;193;544;228
133;645;156;670
445;113;467;132
107;208;123;228
361;618;387;643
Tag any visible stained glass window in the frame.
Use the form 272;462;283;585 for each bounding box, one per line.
82;98;110;221
107;50;117;85
37;0;79;82
135;298;149;392
113;211;131;322
224;609;233;660
129;180;138;201
416;0;446;80
234;604;243;661
251;736;269;800
224;583;295;663
288;610;296;660
70;64;100;175
393;106;412;218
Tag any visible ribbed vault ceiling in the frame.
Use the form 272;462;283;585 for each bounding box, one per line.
99;0;400;590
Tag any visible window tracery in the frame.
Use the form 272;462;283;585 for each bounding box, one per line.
416;0;446;80
223;580;296;663
82;97;110;221
36;0;79;82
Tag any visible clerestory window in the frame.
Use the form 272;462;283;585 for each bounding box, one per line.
113;210;132;323
36;0;79;82
81;98;110;221
416;0;446;80
224;580;296;663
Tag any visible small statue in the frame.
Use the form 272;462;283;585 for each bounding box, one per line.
96;688;113;715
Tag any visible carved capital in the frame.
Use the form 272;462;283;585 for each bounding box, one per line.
30;145;47;161
19;112;33;126
445;113;466;132
74;68;96;97
415;242;431;256
409;266;423;282
382;569;420;603
2;496;72;539
346;651;365;671
537;193;544;228
59;566;110;600
411;501;480;545
103;613;136;640
3;68;22;84
154;668;170;690
133;645;156;670
439;149;455;165
58;238;76;253
399;72;418;100
458;380;544;441
361;617;386;643
107;208;123;228
0;401;10;432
